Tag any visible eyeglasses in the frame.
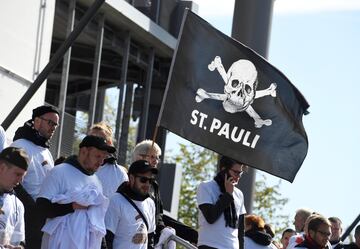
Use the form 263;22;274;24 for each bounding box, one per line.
316;230;331;237
135;175;155;184
39;117;59;127
139;154;161;162
229;168;244;177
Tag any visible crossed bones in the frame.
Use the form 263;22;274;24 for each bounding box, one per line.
195;56;277;128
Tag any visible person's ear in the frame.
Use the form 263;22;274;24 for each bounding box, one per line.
33;117;41;129
129;174;135;182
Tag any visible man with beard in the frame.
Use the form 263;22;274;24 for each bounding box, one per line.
0;147;29;248
196;156;247;249
105;160;157;249
11;105;59;249
37;135;114;249
295;215;332;249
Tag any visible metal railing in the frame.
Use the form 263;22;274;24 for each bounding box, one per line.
162;234;197;249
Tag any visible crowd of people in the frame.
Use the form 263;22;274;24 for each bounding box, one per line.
0;105;358;249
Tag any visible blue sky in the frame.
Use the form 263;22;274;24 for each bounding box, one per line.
166;0;360;233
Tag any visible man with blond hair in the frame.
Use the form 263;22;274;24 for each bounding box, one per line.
295;215;332;249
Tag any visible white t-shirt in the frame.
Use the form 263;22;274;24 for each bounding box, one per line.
197;179;246;249
95;163;128;198
287;233;304;249
0;194;25;246
105;193;156;249
11;139;54;200
40;183;108;249
0;126;7;152
39;162;103;200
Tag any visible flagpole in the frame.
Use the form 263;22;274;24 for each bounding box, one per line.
150;125;160;153
156;9;189;131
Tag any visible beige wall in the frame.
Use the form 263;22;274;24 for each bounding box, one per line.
0;0;56;139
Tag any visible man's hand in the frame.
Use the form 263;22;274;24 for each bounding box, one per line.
224;173;234;194
72;202;88;209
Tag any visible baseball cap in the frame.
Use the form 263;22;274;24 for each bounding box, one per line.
128;160;158;175
0;147;29;170
32;105;60;120
79;135;116;153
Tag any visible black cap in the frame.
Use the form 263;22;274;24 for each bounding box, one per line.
0;147;29;170
79;135;116;153
128;160;158;175
32;105;60;120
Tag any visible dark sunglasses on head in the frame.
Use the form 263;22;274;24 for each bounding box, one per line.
135;175;155;184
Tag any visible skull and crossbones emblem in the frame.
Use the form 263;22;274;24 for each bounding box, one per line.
195;56;277;128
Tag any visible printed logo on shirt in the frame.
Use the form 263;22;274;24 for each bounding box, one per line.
132;233;147;244
132;223;147;244
135;214;142;221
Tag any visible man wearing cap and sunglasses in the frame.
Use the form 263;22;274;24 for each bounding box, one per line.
0;147;29;249
132;140;198;245
37;135;115;249
105;160;158;249
10;105;59;249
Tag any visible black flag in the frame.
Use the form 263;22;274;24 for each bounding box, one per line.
158;10;309;182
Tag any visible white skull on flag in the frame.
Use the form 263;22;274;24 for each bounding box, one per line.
195;56;277;128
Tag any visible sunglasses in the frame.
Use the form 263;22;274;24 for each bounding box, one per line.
135;175;155;184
